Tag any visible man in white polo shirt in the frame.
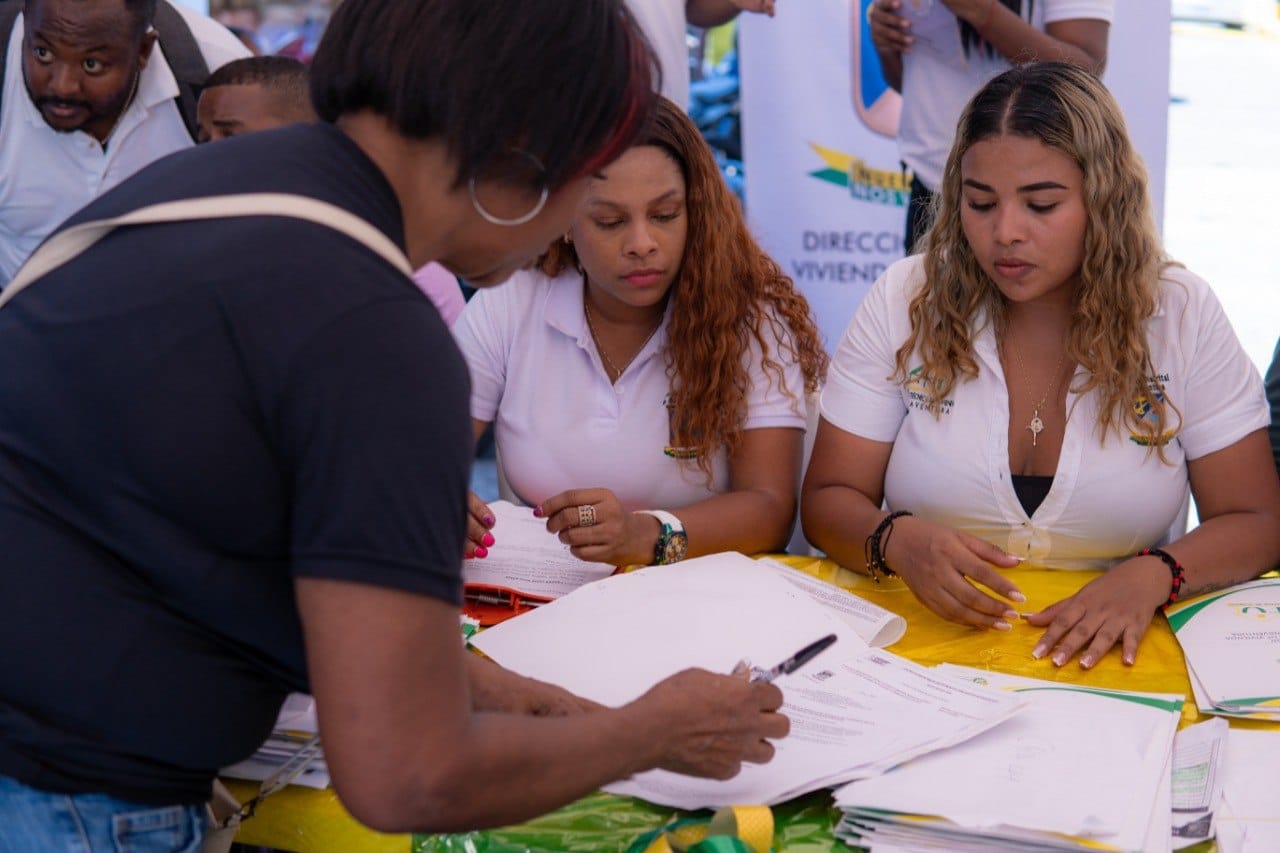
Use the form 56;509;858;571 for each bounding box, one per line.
0;0;247;285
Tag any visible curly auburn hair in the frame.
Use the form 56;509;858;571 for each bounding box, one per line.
540;97;828;480
896;61;1178;455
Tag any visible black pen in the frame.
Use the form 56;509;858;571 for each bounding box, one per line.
747;633;838;684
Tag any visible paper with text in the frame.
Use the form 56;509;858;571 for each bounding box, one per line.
462;500;615;601
472;552;1022;807
759;558;906;647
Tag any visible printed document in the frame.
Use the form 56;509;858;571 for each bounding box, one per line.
758;557;906;647
1165;578;1280;720
1217;729;1280;853
834;666;1183;852
462;500;615;602
472;552;1023;808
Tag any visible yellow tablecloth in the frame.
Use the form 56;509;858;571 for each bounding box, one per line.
225;557;1266;852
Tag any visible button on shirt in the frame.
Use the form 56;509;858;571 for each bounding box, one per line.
0;10;248;285
821;255;1269;570
453;268;808;511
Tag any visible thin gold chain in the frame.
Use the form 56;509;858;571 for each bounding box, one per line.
584;299;662;383
99;70;141;152
1004;339;1068;448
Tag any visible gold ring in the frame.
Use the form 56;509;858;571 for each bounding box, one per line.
577;505;597;527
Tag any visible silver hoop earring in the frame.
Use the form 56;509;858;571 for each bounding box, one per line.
468;179;549;226
468;149;550;227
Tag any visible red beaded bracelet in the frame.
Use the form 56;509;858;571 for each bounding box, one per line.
1137;547;1184;610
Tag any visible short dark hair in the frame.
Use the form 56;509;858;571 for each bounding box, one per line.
309;0;657;193
24;0;158;37
205;55;309;102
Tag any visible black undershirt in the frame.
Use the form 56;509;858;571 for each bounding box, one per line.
1012;474;1054;516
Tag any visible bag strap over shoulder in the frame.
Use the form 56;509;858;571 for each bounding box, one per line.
0;192;414;310
0;0;21;126
152;0;209;141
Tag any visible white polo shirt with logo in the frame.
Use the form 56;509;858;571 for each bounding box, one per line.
0;6;248;285
454;268;808;511
821;255;1269;570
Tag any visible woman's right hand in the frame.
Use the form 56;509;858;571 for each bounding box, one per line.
867;0;914;54
630;668;789;780
884;515;1026;629
464;490;496;559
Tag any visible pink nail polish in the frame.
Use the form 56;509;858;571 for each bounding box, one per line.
474;546;488;559
483;515;495;527
533;507;544;518
481;532;495;547
465;549;475;559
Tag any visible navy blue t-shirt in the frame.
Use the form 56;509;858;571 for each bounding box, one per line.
0;124;471;804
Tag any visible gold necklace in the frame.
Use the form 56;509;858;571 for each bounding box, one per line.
98;70;140;152
584;299;662;383
1005;341;1068;447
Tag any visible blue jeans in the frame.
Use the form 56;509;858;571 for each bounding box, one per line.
0;775;205;852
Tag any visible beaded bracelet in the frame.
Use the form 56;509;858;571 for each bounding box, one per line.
865;510;912;582
1137;547;1185;611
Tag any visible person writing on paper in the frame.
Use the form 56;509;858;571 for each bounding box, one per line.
866;0;1110;252
802;62;1280;671
0;0;789;846
454;95;827;569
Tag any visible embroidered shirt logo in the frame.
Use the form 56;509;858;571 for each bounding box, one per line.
905;366;955;415
663;394;699;459
1129;374;1178;447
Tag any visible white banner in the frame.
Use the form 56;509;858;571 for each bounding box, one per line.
740;1;1171;353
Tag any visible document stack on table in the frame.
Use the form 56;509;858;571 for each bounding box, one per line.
221;694;330;790
471;552;1026;808
1165;577;1280;720
832;666;1184;853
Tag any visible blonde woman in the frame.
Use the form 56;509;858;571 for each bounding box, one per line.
803;62;1280;670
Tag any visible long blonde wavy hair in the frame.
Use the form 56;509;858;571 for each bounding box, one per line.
540;97;828;481
895;61;1178;454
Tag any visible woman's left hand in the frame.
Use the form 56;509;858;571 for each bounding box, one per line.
537;488;655;567
1023;557;1171;669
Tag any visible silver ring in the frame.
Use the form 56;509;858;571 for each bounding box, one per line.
577;504;597;527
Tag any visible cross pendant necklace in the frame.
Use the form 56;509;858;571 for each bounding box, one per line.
1005;340;1067;449
1028;409;1045;446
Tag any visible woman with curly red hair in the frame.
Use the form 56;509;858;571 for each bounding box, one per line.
453;96;827;567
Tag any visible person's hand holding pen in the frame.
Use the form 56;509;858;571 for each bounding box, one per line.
622;667;791;781
733;633;838;683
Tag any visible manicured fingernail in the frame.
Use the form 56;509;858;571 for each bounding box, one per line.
465;549;475;559
481;532;495;547
1010;556;1027;563
474;546;488;558
483;515;495;527
993;620;1012;631
1123;653;1135;666
1052;653;1066;667
1018;611;1037;620
1031;644;1046;660
533;506;544;518
1080;655;1094;669
1008;590;1027;603
1003;610;1019;622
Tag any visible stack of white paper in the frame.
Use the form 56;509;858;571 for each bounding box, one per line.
471;552;1024;808
1217;729;1280;852
832;666;1184;853
221;694;330;789
1165;578;1280;721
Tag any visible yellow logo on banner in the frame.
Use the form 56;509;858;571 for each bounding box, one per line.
808;142;910;207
